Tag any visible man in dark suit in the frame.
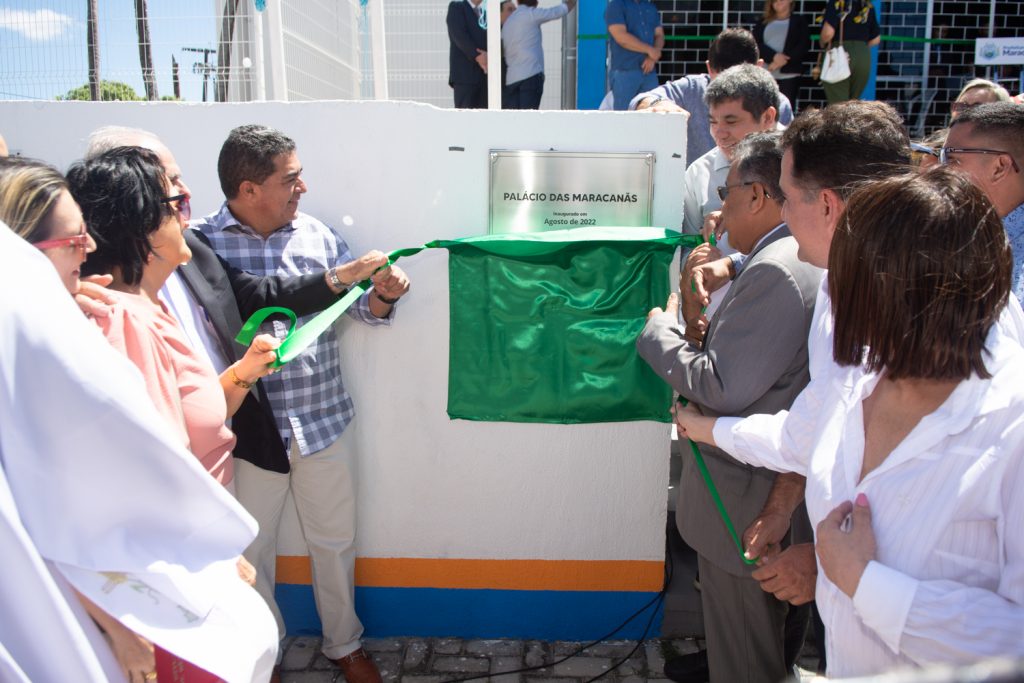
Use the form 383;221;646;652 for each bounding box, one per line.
637;132;823;683
447;0;489;108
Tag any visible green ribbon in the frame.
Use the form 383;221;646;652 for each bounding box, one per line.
678;396;758;566
236;226;707;367
680;232;756;565
234;245;431;366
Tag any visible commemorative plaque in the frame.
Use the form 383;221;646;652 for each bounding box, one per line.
488;151;655;234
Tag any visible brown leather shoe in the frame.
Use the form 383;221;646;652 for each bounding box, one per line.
330;648;382;683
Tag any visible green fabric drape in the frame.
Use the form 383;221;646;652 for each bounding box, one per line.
438;227;688;424
238;226;706;424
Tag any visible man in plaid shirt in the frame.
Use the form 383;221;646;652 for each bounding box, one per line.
194;125;409;683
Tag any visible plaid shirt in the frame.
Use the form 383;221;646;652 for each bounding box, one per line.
193;202;391;456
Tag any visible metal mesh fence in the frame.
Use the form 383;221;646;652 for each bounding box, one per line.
0;1;226;102
0;0;570;108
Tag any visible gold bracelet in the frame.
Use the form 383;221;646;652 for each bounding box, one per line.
229;366;253;389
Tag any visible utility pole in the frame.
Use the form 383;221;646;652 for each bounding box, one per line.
172;55;181;99
87;0;100;100
183;47;217;102
135;0;158;99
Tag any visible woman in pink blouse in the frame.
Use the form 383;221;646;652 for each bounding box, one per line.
67;146;279;489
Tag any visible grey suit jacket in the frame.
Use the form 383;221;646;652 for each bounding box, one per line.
637;226;823;575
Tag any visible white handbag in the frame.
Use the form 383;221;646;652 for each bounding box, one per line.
820;45;851;83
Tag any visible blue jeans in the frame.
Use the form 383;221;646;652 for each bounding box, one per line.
610;68;658;111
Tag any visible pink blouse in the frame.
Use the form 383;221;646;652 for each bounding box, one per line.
93;290;236;486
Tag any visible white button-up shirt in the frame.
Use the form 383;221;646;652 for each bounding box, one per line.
714;289;1024;677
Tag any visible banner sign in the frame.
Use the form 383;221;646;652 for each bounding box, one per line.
975;37;1024;65
488;151;655;234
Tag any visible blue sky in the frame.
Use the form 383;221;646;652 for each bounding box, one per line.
0;0;221;101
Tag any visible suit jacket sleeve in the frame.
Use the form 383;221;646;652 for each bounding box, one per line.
188;230;338;320
448;2;481;63
753;21;775;62
784;14;811;67
636;257;809;414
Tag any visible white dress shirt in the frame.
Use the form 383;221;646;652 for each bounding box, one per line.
713;287;1024;676
159;269;230;374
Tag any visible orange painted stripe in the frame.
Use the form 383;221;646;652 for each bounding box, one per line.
276;556;663;592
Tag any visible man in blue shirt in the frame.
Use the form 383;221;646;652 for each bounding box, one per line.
605;0;663;111
629;28;794;166
943;102;1024;302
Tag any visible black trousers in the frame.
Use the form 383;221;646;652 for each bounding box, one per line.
776;76;802;112
453;81;488;109
504;72;545;110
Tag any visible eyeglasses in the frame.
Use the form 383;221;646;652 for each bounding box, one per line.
939;147;1020;173
33;223;90;251
160;193;192;221
716;181;771;202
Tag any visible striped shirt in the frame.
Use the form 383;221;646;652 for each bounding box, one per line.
193;203;390;456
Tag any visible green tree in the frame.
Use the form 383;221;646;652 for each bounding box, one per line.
59;81;142;101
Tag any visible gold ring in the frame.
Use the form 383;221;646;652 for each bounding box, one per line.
144;672;157;681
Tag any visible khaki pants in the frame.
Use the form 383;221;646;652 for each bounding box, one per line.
235;435;363;661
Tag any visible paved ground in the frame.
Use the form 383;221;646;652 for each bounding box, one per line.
278;636;824;683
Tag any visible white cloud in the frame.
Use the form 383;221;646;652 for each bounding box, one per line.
0;9;76;42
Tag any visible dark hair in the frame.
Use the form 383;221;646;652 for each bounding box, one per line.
217;124;296;199
705;63;779;120
732;131;784;201
68;147;171;286
707;28;760;72
829;167;1010;380
781;101;910;199
949;101;1024;164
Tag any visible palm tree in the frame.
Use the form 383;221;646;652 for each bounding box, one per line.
87;0;100;100
134;0;158;100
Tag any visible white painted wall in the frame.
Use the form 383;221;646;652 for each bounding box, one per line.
2;100;687;565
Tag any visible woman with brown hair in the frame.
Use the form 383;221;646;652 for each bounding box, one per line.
753;0;811;110
676;167;1024;675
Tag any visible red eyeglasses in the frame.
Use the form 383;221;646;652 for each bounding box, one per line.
34;224;90;251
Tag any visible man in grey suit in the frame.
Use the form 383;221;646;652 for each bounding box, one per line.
637;132;823;683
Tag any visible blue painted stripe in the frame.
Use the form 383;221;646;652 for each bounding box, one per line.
277;585;663;640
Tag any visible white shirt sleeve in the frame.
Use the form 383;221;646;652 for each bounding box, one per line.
712;368;828;474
